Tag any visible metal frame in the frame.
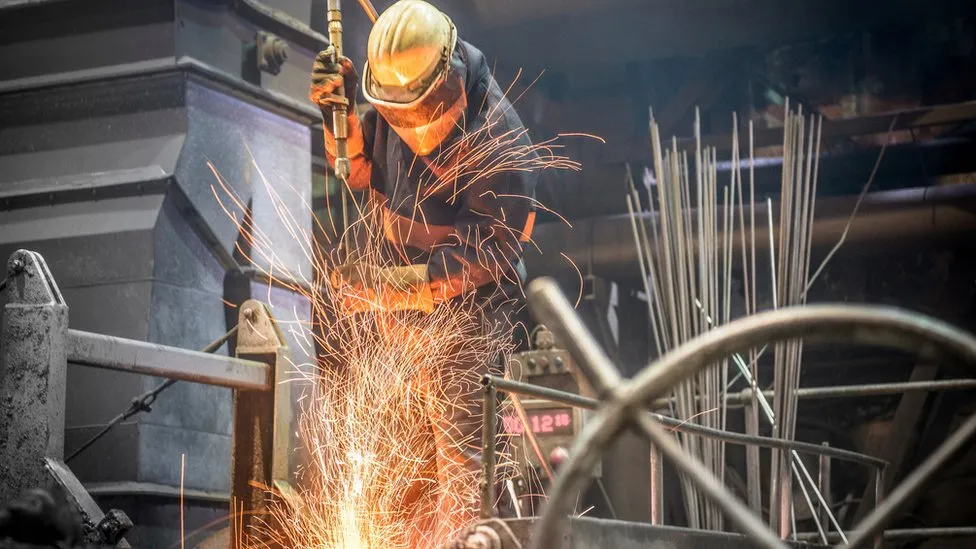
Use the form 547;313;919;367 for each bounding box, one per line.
66;329;271;390
522;277;976;549
483;376;886;468
480;374;889;538
232;300;293;545
1;250;291;549
0;250;69;506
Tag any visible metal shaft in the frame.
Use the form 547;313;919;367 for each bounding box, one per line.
326;0;350;183
480;381;497;519
327;0;352;255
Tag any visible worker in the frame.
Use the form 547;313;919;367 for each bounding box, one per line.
309;0;536;541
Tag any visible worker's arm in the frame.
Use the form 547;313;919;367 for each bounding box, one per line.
426;116;537;302
310;46;373;191
321;108;375;191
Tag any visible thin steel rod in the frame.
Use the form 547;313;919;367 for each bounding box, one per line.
650;444;664;525
791;458;828;544
480;380;497;519
626;192;663;357
745;119;762;516
645;378;976;410
819;443;831;532
485;375;886;469
873;467;885;549
793;379;976;399
798;527;976;542
794;448;847;542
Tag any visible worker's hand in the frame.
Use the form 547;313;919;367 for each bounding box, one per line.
309;45;359;113
330;264;435;314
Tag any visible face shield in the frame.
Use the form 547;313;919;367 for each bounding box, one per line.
361;33;468;157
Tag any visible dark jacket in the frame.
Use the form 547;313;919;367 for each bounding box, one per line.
326;39;537;301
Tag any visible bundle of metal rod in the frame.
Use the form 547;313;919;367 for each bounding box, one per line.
768;105;823;538
626;104;834;538
625;109;738;530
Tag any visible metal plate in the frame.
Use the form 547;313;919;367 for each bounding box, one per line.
503;517;822;549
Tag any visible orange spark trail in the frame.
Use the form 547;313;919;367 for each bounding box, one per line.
210;71;599;549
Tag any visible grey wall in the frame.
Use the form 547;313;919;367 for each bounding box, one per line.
0;0;320;546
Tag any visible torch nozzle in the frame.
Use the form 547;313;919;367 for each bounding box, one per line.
334;158;351;181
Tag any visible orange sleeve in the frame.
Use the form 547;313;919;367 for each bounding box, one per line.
323;112;372;192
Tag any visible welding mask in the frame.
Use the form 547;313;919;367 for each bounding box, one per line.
361;0;467;157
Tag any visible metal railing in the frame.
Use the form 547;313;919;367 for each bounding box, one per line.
479;376;891;547
480;374;976;528
477;277;976;549
0;249;292;546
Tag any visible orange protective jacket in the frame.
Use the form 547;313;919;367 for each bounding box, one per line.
323;39;537;301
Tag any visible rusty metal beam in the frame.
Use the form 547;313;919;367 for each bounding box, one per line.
66;329;271;391
231;299;291;548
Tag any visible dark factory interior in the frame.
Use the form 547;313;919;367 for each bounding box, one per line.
3;0;976;548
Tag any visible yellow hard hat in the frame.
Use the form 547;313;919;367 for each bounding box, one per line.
365;0;455;104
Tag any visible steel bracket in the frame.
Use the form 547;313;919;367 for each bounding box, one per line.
231;299;292;547
0;250;68;506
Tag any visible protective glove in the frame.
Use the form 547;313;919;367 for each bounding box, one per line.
331;264;435;315
309;45;359;116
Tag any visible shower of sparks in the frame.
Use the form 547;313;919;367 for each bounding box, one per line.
208;75;593;549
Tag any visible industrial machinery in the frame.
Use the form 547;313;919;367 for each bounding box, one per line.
504;327;595;475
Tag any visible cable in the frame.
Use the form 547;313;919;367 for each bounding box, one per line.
356;0;378;23
594;478;618;520
65;326;239;463
804;116;898;295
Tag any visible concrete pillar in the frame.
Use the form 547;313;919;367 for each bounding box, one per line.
0;250;69;505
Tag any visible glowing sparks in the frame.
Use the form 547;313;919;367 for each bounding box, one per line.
211;167;521;549
208;69;596;549
181;453;186;549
